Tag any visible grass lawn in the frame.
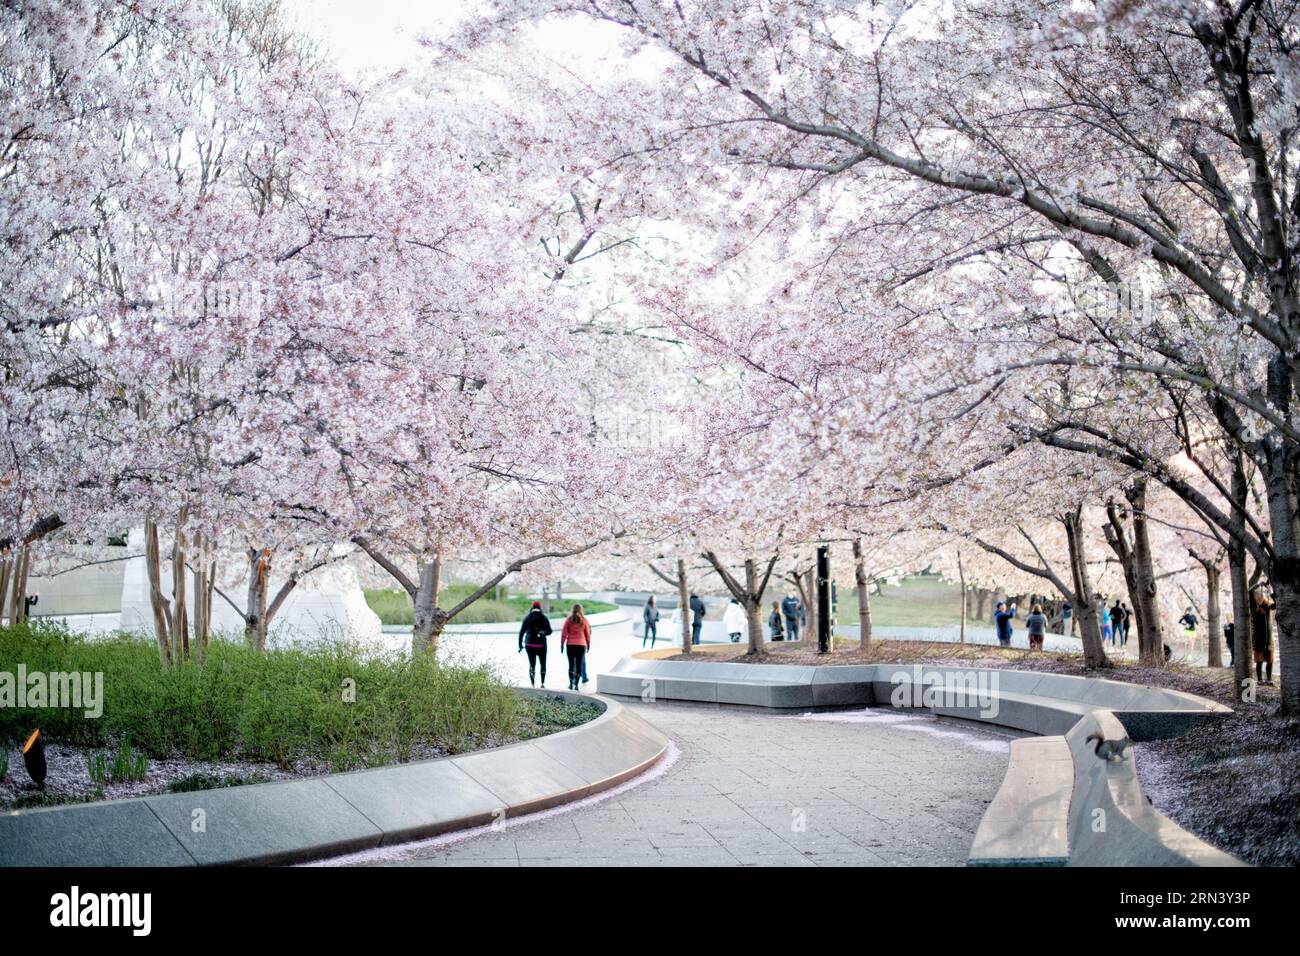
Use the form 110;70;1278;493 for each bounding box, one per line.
364;584;616;627
834;575;970;629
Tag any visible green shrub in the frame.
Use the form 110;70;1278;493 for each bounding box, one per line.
167;771;269;793
0;622;528;771
88;740;148;786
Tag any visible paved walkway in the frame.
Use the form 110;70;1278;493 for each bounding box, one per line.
334;700;1017;867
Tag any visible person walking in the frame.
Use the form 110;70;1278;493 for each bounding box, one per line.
781;592;802;642
517;600;552;687
1179;606;1198;636
769;601;785;641
1119;603;1131;646
1110;600;1126;647
560;603;591;692
1223;619;1235;666
1250;587;1275;686
689;593;706;645
1025;603;1048;651
642;595;660;648
723;598;745;643
993;600;1017;647
1101;603;1113;645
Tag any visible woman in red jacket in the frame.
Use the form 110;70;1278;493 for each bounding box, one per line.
560;604;591;691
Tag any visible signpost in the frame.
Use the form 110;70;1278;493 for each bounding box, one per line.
817;545;830;654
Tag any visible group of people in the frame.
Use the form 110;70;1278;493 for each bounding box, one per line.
640;592;807;647
518;600;592;691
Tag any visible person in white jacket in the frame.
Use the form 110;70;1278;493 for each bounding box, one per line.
722;598;746;643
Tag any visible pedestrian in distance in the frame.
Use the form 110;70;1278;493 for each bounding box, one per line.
993;600;1017;647
1250;586;1276;686
769;601;785;641
518;600;552;687
1223;619;1235;667
1025;603;1048;651
1101;603;1113;645
642;595;660;648
560;603;591;692
723;597;745;643
689;592;706;645
1119;603;1132;646
1110;600;1126;647
781;592;802;642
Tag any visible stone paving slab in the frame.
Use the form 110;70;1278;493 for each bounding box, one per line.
0;799;197;867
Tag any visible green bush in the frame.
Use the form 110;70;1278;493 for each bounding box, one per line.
363;585;617;626
87;740;148;786
0;622;528;771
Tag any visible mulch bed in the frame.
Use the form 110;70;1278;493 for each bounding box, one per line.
666;639;1295;866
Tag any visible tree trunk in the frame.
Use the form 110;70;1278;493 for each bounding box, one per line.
145;520;173;666
245;547;270;650
676;558;691;656
1127;482;1163;664
412;558;442;655
1229;455;1254;699
1063;509;1107;668
1260;444;1300;713
743;558;765;656
803;566;817;646
853;538;872;650
0;555;11;626
1202;560;1223;668
958;551;967;644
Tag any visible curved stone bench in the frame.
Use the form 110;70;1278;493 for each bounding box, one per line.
597;657;1238;866
0;689;668;867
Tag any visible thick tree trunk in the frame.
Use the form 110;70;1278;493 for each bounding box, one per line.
1260;445;1300;713
743;558;765;656
1202;561;1223;668
676;558;691;656
1063;510;1107;668
145;520;173;666
245;547;270;650
1105;481;1162;665
411;557;443;655
1229;455;1254;698
853;538;872;650
1127;483;1163;664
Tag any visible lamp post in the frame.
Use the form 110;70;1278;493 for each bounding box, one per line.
817;545;830;654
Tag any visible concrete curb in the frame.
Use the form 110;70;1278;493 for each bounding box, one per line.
0;690;668;867
596;658;1238;867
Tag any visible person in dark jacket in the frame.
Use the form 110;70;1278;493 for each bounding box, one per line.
689;593;706;645
642;596;660;648
1110;601;1126;646
518;601;552;687
1251;587;1275;685
993;601;1016;646
769;602;785;641
1223;619;1235;666
781;593;802;642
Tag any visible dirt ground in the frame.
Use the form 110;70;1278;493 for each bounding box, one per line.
666;639;1295;865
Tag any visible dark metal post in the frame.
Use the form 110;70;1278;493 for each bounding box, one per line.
817;545;830;654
